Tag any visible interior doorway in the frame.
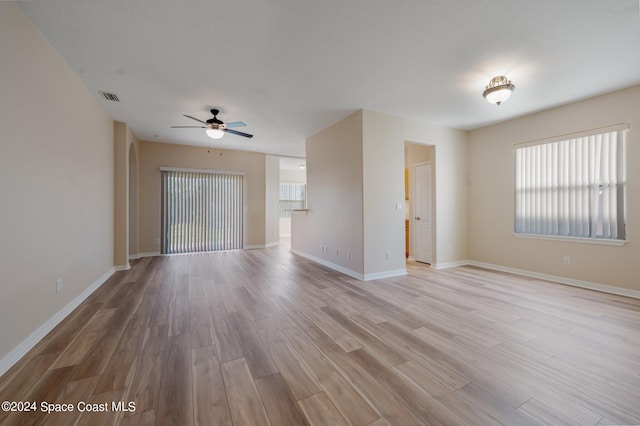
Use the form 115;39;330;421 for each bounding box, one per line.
404;142;435;265
128;143;138;259
413;162;432;264
278;157;307;247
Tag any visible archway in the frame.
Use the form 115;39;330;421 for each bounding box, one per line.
128;142;138;259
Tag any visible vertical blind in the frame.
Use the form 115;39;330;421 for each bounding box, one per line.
162;170;243;254
514;127;627;240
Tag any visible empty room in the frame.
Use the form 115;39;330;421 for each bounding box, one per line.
1;1;640;425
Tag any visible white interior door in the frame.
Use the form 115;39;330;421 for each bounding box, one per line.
413;162;432;264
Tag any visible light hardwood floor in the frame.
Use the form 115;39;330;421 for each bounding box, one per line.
1;246;640;425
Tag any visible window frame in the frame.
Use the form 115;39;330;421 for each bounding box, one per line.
513;123;629;246
160;167;245;254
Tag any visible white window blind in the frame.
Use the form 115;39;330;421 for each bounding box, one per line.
514;125;627;240
162;170;243;254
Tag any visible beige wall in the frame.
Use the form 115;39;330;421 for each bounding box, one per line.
362;110;468;269
292;111;365;275
468;84;640;292
113;122;140;267
138;141;268;253
129;137;140;257
0;3;114;362
405;142;433;164
361;110;407;274
280;167;307;183
265;155;280;245
292;109;468;278
114;122;128;267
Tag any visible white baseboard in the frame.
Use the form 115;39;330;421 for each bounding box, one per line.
466;260;640;300
114;263;130;271
431;259;471;270
244;241;279;250
363;269;407;281
290;249;407;281
391;256;640;300
138;251;160;258
290;249;365;280
0;267;116;378
128;253;140;260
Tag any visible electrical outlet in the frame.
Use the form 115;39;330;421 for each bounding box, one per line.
563;256;571;266
56;278;63;293
386;250;391;260
155;238;160;245
336;249;339;257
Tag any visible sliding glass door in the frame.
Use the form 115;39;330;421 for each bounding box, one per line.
161;169;243;254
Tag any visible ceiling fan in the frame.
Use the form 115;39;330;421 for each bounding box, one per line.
171;108;253;139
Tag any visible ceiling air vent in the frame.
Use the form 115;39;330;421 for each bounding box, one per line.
99;91;120;102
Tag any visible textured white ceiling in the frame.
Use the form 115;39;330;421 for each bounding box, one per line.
18;0;640;157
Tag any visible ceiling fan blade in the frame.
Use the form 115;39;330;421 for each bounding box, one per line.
225;121;246;128
171;125;207;128
224;128;253;138
183;114;208;125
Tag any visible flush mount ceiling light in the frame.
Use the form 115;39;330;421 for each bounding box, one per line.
482;76;515;105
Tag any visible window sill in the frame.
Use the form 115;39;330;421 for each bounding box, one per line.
513;233;627;246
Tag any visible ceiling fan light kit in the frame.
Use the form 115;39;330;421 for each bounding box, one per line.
483;76;515;105
205;128;225;139
171;108;253;139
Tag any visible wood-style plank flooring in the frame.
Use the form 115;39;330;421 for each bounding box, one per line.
2;246;640;425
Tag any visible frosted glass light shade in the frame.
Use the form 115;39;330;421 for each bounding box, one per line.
206;128;225;139
483;76;515;105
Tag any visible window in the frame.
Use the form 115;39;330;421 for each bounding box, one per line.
514;124;628;241
279;183;306;219
161;169;243;254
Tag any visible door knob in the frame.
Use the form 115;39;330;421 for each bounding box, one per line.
415;216;421;220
